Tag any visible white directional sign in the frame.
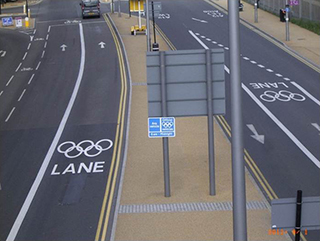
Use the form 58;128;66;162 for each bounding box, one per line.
60;44;67;51
148;117;175;138
99;42;106;49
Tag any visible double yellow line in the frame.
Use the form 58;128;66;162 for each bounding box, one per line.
95;14;128;241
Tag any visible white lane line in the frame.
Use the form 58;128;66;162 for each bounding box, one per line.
195;33;200;35
6;23;86;241
33;29;37;35
44;42;47;48
5;107;16;122
200;35;206;39
206;38;211;41
41;50;45;59
212;41;217;44
46;34;49;40
218;44;224;47
189;30;320;169
15;63;22;72
6;75;14;86
48;26;51;33
18;89;26;102
36;61;41;70
28;74;35;85
283;77;291;81
0;90;3;96
22;52;28;60
257;64;265;68
243;57;250;60
275;73;283;77
266;69;274;73
27;43;31;50
224;47;229;50
291;81;320;106
242;83;320;168
250;60;257;64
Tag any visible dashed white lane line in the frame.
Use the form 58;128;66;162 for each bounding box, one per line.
250;60;257;64
243;57;250;60
212;41;217;44
48;26;51;33
5;107;16;122
28;74;35;85
6;75;14;86
291;81;320;106
15;63;22;72
201;35;206;38
224;47;229;50
283;77;291;81
257;64;265;68
18;89;26;102
27;43;31;50
275;73;283;77
46;34;49;40
36;61;41;70
41;50;45;59
266;69;274;72
218;44;224;47
33;29;37;35
206;38;211;41
22;52;28;60
44;42;47;48
0;90;3;96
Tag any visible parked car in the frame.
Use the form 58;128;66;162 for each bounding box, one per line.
239;1;244;11
80;0;101;19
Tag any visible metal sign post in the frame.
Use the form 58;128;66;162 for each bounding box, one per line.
295;190;302;241
228;0;248;240
146;0;151;51
285;0;290;41
254;0;258;23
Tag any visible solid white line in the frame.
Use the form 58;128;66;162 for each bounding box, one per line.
18;89;26;102
6;76;14;86
15;63;22;72
41;50;45;58
190;30;320;168
0;90;3;96
28;74;35;85
36;61;41;70
189;30;209;49
6;23;86;241
22;52;28;60
27;43;31;50
291;81;320;106
242;84;320;168
5;107;15;122
44;42;47;48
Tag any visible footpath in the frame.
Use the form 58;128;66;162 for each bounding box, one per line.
107;0;319;240
109;1;319;241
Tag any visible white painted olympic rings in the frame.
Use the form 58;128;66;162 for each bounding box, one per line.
57;139;113;159
260;90;305;102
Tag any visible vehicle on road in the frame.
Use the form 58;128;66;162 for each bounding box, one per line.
80;0;101;19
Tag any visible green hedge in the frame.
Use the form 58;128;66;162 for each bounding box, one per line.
291;18;320;35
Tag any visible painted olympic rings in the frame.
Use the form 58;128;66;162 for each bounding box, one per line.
260;90;305;102
57;139;113;159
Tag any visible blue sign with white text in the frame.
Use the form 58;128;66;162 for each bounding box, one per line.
148;117;175;138
2;17;14;27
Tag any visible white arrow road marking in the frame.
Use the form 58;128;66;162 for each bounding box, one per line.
99;42;106;48
312;123;320;134
60;44;67;51
247;124;265;144
30;35;34;41
191;18;208;23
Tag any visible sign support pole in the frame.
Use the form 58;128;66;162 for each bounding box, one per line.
254;0;258;23
206;49;215;196
160;51;171;197
138;0;142;29
285;0;290;41
228;0;247;240
146;0;151;51
295;190;302;241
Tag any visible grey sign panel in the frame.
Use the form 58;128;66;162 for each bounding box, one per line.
147;49;225;117
271;196;320;230
144;2;161;17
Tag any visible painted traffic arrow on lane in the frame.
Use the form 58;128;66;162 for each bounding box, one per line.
247;124;265;144
191;18;208;23
60;44;67;51
99;42;106;49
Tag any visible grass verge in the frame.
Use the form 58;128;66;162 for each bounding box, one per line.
290;18;320;35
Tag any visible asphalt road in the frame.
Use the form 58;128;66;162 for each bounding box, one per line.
0;1;128;240
153;0;319;240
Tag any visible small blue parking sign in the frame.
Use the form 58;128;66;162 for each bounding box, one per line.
148;117;175;138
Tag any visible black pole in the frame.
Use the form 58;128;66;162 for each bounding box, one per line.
295;190;303;241
152;1;156;43
26;0;29;15
128;0;131;17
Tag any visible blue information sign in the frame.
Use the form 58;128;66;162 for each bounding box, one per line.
148;117;175;138
2;17;14;27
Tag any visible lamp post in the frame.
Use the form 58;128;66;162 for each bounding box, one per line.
26;0;29;15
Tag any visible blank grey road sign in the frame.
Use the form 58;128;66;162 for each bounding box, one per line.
271;196;320;230
144;2;161;18
147;49;225;117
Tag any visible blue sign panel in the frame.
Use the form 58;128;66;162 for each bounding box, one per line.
148;117;175;138
2;17;14;27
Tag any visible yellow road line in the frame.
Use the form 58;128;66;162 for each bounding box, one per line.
95;14;128;241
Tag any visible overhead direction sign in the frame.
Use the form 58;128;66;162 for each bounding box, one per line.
148;117;175;138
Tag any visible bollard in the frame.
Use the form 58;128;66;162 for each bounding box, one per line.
23;5;26;14
25;17;29;28
28;9;31;18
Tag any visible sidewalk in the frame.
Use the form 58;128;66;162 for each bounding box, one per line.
109;12;290;241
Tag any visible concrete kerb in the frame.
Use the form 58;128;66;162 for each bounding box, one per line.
109;12;290;241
